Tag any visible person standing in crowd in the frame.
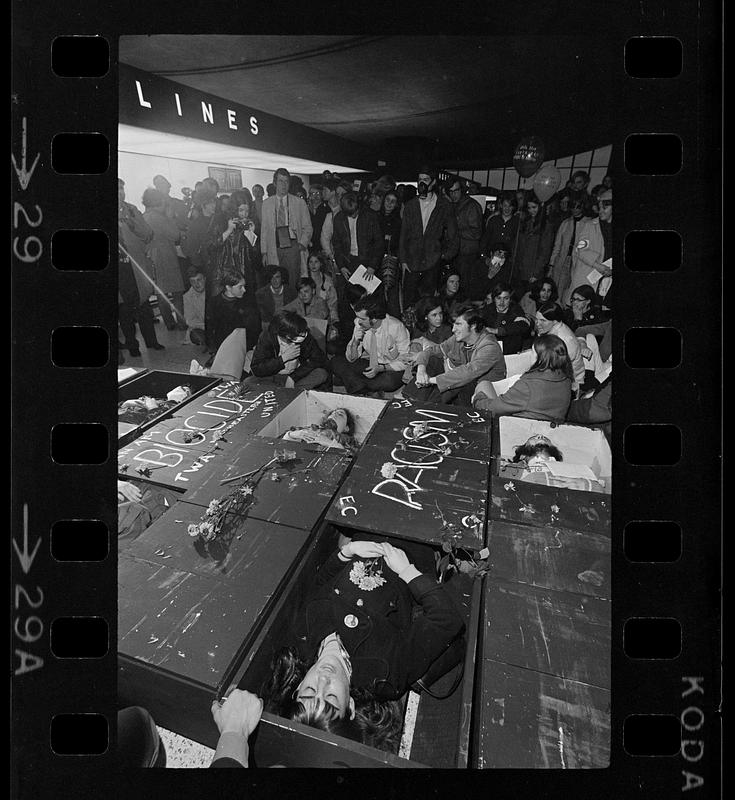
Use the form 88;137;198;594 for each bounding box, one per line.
307;183;329;251
565;189;612;307
202;176;220;196
208;195;262;297
568;170;591;206
405;303;506;406
480;192;520;269
181;188;217;290
331;296;409;397
549;195;591;302
399;165;459;307
447;178;484;299
117;179;164;355
255;266;297;330
378;189;403;318
141;187;187;331
183;270;208;348
252;184;265;230
152;174;190;285
513;192;554;295
320;179;353;266
479;282;531;355
331;191;383;341
265;183;276;197
260;167;313;290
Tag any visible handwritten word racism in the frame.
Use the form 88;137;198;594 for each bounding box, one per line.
135;80;259;136
371;407;485;511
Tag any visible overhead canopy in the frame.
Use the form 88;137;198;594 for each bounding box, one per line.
120;35;620;170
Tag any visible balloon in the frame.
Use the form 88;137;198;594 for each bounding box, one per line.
532;165;562;203
513;136;545;178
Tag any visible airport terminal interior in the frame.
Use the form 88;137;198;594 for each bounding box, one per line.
116;35;613;769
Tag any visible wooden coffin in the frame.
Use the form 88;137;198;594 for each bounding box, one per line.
229;521;483;768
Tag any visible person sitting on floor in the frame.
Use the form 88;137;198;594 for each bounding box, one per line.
244;309;331;390
255;266;297;330
479;282;532;355
471;333;573;421
260;539;465;753
283;276;340;354
330;295;410;397
206;269;262;358
183;270;208;348
403;303;506;406
533;301;585;392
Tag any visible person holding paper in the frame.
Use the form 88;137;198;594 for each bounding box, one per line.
330;296;409;396
564;189;612;306
471;334;573;421
330;191;383;341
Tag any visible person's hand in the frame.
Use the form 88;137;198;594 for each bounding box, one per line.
352;322;366;341
340;268;352;281
581;346;593;359
280;343;301;362
597;262;612;277
211;689;263;738
341;540;386;560
117;480;142;503
284;376;295;389
472;380;493;404
362;365;382;379
365;267;375;279
380;542;412;575
415;365;430;387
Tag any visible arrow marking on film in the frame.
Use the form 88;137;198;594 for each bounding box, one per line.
12;117;40;191
13;504;41;575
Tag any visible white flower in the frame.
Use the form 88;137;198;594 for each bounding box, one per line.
504;482;515;491
206;499;220;515
551;504;560;514
380;463;398;479
187;524;200;537
240;484;254;496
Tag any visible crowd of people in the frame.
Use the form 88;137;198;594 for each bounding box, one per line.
118;164;612;430
117;162;613;765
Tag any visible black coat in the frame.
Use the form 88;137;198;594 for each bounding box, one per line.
206;291;261;353
294;552;464;700
332;209;383;272
250;325;328;383
399;195;459;273
481;301;532;355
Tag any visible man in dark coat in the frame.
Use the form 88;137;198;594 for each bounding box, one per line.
399;166;459;307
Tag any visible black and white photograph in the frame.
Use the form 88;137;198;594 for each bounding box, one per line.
10;9;720;797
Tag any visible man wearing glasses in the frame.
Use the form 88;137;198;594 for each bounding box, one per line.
447;178;484;299
565;190;613;307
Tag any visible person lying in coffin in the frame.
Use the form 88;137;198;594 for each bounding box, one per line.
260;539;465;751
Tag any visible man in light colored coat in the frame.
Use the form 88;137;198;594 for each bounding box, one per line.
260;167;313;292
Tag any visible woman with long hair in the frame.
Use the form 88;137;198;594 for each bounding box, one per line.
208;196;263;296
520;276;559;319
260;539;465;751
307;251;340;338
435;271;466;322
512;191;554;295
472;333;573;420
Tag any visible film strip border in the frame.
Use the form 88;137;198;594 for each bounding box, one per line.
10;19;720;800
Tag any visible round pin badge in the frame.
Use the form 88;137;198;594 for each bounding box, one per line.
343;614;358;628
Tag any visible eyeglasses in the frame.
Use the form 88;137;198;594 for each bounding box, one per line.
598;200;612;208
571;296;588;303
